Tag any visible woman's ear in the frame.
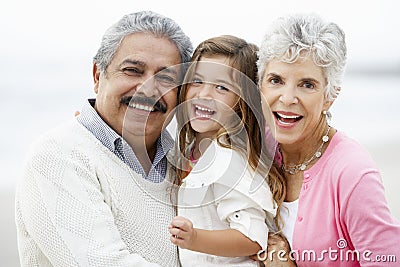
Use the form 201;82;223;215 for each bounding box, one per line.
93;63;101;94
323;99;334;111
323;86;340;110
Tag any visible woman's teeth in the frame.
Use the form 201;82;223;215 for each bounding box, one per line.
275;112;302;123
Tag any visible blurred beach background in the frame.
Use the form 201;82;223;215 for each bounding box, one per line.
1;0;399;265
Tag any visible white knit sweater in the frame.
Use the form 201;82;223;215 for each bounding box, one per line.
15;119;179;267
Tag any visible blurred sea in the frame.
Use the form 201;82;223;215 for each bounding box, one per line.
1;73;399;266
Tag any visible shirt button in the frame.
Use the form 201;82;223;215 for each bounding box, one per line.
303;184;309;190
304;173;310;179
232;211;241;221
297;216;303;222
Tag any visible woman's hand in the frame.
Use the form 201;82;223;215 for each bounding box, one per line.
251;232;296;267
169;216;197;250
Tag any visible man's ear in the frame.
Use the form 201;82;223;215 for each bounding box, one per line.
93;63;101;94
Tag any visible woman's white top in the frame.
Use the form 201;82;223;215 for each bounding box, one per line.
178;140;277;266
280;199;299;249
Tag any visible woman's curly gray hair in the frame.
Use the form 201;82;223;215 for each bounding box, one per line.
257;14;347;101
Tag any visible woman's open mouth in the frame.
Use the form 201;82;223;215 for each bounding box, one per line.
273;111;303;127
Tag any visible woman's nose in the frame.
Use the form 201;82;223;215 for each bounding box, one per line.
279;85;299;105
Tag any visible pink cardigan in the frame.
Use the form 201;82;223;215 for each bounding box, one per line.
290;131;400;266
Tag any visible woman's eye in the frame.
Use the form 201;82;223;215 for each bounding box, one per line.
302;82;315;89
270;78;281;84
216;85;229;91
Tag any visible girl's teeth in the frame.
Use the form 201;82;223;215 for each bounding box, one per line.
195;110;211;118
196;105;214;113
194;105;215;117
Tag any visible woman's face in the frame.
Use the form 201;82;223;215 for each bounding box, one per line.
185;55;239;139
260;55;332;146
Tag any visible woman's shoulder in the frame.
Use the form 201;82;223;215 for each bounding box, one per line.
326;131;378;170
317;130;381;188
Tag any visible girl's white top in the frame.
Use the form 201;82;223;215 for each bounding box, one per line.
178;140;276;266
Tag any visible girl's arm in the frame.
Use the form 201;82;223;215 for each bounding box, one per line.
169;216;261;257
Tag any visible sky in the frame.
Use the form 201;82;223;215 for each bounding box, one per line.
0;0;399;97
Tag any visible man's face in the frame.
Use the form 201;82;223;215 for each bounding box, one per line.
93;32;182;140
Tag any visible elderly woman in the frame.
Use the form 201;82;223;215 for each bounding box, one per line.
257;14;400;266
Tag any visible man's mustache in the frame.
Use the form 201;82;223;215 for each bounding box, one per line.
120;95;167;113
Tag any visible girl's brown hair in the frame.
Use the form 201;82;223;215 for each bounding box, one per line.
175;35;285;227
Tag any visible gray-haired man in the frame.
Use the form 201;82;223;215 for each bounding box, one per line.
16;11;192;266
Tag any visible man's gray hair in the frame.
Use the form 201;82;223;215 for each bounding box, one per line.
257;14;347;101
94;11;193;73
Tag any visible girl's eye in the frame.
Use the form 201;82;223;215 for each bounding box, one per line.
216;85;229;91
191;78;203;85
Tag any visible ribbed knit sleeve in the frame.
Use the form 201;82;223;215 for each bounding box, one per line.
15;121;176;266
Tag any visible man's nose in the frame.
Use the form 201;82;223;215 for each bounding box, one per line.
136;76;157;97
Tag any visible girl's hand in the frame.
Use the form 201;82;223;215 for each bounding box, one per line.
250;233;296;267
169;216;197;250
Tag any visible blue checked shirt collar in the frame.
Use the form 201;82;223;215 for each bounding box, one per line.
77;99;174;182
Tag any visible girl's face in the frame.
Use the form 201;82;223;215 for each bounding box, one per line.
260;55;332;146
185;55;239;139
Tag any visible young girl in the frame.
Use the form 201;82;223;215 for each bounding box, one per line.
168;35;285;266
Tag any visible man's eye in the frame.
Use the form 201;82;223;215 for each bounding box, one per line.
123;68;141;75
156;74;179;87
157;75;174;82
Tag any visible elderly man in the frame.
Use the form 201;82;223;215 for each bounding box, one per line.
15;11;192;266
